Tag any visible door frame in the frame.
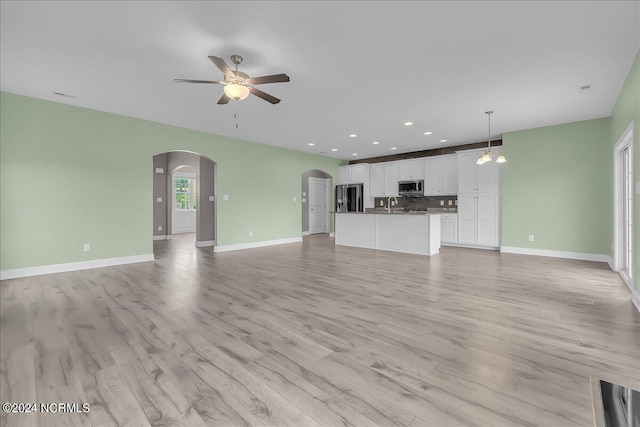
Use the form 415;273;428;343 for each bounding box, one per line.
612;122;634;291
308;177;330;234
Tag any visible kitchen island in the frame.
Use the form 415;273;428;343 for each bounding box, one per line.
335;212;441;256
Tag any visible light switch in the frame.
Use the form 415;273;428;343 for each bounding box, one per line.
448;200;452;206
209;195;215;202
155;168;164;174
223;195;229;201
158;226;162;231
293;196;297;202
440;200;444;206
83;243;91;252
156;197;162;203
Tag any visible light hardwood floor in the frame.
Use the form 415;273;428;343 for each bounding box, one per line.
1;234;639;426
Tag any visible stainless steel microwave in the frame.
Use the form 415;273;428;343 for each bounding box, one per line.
398;180;424;196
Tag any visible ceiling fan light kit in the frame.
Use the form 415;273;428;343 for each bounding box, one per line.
174;54;290;105
477;110;506;165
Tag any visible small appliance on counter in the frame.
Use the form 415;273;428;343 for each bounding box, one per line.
335;183;364;212
398;180;424;197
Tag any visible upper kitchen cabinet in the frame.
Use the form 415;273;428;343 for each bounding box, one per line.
338;164;369;185
457;149;499;193
424;155;458;196
383;162;400;196
369;163;385;197
398;159;424;181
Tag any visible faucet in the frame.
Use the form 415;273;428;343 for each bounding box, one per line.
387;196;398;213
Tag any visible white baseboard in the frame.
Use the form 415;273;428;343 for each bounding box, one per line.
301;231;311;236
0;253;155;280
195;240;216;247
500;246;610;263
443;242;499;250
214;237;303;253
632;290;640;313
153;235;169;240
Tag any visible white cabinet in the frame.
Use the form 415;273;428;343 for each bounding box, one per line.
369;163;385;197
440;213;458;244
383;162;400;196
457;149;499;192
457;192;499;247
424;155;458;196
456;148;501;248
338;164;368;185
398;159;424;181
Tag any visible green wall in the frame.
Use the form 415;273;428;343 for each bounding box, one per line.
0;92;344;270
501;118;612;255
610;49;639;292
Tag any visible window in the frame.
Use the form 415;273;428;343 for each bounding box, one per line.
174;174;197;211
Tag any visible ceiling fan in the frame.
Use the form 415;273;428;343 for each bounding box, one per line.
174;55;290;105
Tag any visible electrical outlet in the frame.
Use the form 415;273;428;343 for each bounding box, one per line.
208;195;215;202
293;196;297;202
440;200;445;206
158;226;162;231
303;192;306;196
83;243;91;252
448;200;452;206
156;196;162;203
223;195;229;201
249;230;253;237
528;235;534;242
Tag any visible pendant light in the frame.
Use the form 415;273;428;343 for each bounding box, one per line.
477;110;506;165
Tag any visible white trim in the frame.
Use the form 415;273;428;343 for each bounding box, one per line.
632;290;640;313
443;243;499;250
153;235;171;240
195;240;216;247
500;246;610;263
302;231;311;236
213;237;302;253
0;254;155;280
612;121;634;272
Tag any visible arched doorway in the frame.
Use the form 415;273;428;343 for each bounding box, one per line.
301;170;333;235
152;151;217;249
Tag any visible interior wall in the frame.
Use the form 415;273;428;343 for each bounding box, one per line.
610;48;640;292
197;156;216;243
301;169;332;233
501;117;611;256
0;92;344;270
152;153;168;236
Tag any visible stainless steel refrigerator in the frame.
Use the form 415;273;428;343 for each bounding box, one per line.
335;184;364;213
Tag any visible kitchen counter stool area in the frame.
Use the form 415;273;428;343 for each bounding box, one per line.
334;212;441;256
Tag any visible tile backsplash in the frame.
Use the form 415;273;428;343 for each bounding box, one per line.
373;195;457;212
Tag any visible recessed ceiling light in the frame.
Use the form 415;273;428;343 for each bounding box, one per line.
404;122;413;126
372;141;380;145
331;148;338;152
352;153;358;156
424;131;432;135
440;139;447;143
308;143;315;146
349;134;357;138
390;147;397;150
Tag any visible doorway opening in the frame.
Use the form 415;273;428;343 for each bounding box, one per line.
301;170;333;235
152;151;217;252
613;123;634;290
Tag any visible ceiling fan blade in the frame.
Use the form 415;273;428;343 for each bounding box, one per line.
250;87;281;104
250;73;290;85
173;79;223;84
208;56;235;78
217;93;231;105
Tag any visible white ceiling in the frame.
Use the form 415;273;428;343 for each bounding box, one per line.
1;1;638;160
